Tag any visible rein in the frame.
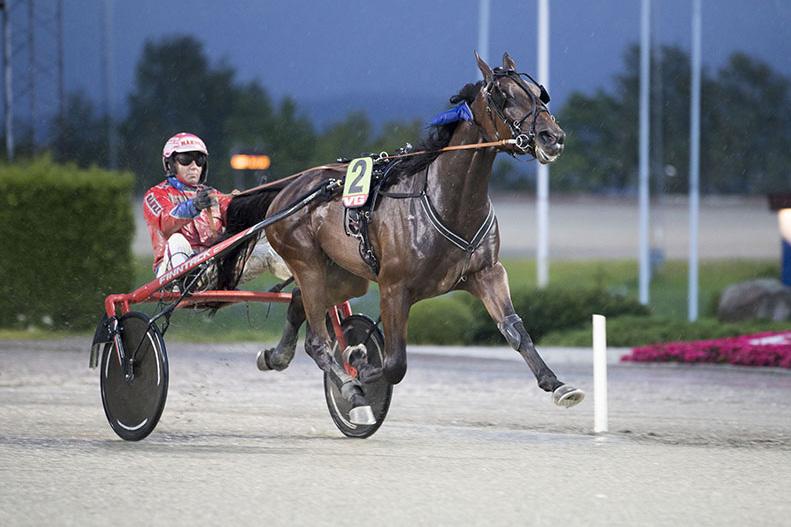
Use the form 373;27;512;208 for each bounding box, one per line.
231;139;519;198
234;164;347;197
369;137;519;163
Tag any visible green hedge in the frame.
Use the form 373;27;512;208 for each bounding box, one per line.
407;286;650;346
466;286;651;344
0;157;134;330
540;315;791;347
408;295;476;345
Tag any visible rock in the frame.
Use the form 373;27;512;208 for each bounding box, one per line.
717;278;791;322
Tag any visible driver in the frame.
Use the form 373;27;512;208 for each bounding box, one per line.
143;132;291;284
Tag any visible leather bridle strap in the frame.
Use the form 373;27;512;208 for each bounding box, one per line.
481;71;549;153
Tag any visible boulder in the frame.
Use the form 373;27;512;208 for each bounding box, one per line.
717;278;791;322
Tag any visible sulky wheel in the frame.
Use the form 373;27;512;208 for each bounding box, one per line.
324;314;392;438
100;312;169;441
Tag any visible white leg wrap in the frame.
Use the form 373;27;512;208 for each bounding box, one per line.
240;236;293;283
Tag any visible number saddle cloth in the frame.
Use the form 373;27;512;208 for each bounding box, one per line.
342;156;402;276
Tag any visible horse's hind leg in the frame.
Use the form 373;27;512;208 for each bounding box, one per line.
293;262;376;425
462;262;585;408
257;288;305;371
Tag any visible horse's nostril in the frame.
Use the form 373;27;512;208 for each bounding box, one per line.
557;132;566;145
539;131;556;145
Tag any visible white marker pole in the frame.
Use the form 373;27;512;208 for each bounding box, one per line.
593;314;608;433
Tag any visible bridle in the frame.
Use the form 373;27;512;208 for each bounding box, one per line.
479;68;552;155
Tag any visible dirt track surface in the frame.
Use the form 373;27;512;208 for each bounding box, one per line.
1;338;790;526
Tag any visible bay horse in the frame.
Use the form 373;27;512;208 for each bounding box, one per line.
221;52;584;424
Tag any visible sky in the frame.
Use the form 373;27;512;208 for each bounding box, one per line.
7;0;791;131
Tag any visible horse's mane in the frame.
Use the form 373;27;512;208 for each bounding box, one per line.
385;81;482;187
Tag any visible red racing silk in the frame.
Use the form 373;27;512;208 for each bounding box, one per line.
143;176;232;270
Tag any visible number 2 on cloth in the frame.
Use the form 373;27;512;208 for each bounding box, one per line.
342;157;373;208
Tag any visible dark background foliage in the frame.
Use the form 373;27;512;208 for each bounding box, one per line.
0;158;134;329
22;35;789;196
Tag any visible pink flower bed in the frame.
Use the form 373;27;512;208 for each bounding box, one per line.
621;331;791;368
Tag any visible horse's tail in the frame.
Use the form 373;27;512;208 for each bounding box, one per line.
214;186;283;291
214;164;348;292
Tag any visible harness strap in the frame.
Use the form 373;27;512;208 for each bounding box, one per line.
380;163;428;200
419;192;496;254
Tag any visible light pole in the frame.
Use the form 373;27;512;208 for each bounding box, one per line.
2;0;13;161
101;0;118;169
688;0;702;321
536;0;550;288
477;0;490;64
638;0;652;305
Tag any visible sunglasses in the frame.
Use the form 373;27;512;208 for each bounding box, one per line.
174;152;207;167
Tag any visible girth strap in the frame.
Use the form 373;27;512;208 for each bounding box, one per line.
419;192;496;253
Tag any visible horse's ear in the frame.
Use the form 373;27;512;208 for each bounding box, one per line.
475;50;493;83
502;52;517;71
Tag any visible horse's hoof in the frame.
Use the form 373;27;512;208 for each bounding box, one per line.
256;349;271;371
553;385;585;408
257;349;281;371
349;405;376;425
257;348;292;372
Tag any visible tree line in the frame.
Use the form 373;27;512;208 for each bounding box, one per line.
9;35;791;195
33;35;422;194
553;44;791;194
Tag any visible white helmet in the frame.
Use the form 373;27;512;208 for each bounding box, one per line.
162;132;209;183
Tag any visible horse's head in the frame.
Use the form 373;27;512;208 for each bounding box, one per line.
470;51;565;164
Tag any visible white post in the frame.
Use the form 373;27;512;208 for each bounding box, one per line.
688;0;702;321
638;0;651;305
536;0;550;288
593;314;608;433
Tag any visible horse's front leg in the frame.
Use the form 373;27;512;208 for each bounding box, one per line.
379;283;411;385
462;262;585;407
